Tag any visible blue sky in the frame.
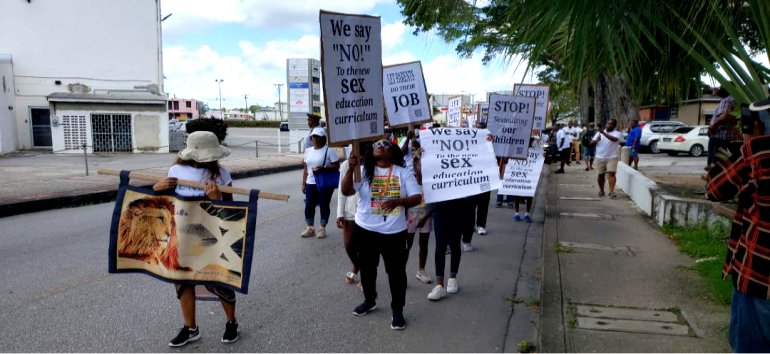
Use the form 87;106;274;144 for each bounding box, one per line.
160;0;532;111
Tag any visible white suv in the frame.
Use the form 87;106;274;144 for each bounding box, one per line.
639;120;686;153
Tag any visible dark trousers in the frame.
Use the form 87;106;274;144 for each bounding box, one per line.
304;183;333;225
434;199;464;279
475;191;490;228
462;195;480;244
355;223;407;312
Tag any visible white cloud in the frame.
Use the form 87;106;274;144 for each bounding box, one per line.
161;0;394;35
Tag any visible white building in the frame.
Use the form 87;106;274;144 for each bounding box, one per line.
0;0;167;154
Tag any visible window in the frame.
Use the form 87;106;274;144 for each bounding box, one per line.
91;113;133;152
186;100;192;108
672;127;694;134
699;128;709;136
62;115;87;150
173;101;179;110
167;101;172;109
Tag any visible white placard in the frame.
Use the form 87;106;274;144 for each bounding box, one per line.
487;93;536;159
382;61;431;127
420;127;501;204
478;103;489;125
467;114;477;128
498;143;545;197
513;84;550;131
320;11;383;145
446;96;462;127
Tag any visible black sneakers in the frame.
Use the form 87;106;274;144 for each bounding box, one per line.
168;326;201;347
222;320;240;343
352;302;377;316
391;312;407;330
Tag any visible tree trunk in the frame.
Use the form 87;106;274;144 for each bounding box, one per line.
579;78;593;124
593;72;639;128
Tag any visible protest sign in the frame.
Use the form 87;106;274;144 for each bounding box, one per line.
499;143;545;197
467;114;477;128
446;96;462;127
513;84;550;131
477;102;489;125
383;61;431;127
419;128;501;204
487;93;536;160
320;10;383;146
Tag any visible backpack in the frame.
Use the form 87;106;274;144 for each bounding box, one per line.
581;130;594;147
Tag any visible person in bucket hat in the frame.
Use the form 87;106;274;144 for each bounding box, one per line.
153;130;240;346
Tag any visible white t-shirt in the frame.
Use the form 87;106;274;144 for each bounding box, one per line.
168;164;233;197
569;127;582;140
304;146;339;184
592;130;624;159
556;129;572;150
353;164;421;234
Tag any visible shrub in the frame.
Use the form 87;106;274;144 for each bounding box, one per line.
224;120;281;128
185;118;228;142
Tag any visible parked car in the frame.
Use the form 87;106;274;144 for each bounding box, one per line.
657;125;709;157
639;120;686;153
279;122;289;131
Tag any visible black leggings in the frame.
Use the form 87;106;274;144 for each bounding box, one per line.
355;224;407;312
433;199;465;279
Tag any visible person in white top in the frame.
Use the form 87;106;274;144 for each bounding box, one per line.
554;123;572;173
301;128;340;239
568;120;582;164
152;131;240;346
341;138;422;330
590;118;624;198
337;144;361;286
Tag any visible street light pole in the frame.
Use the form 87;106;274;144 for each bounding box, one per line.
244;94;249;119
274;83;284;121
215;79;224;119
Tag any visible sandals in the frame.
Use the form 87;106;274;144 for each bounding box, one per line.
345;272;359;284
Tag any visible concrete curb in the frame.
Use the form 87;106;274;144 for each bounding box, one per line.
0;163;303;218
539;164;567;353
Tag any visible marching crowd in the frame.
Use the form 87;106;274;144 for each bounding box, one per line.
300;113;538;331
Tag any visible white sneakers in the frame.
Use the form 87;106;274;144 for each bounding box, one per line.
415;270;432;284
447;278;458;293
477;227;487;235
427;285;447;301
316;225;326;239
461;242;474;252
427;278;458;301
300;226;315;238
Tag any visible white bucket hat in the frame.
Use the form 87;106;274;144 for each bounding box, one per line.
178;131;231;163
310;127;326;137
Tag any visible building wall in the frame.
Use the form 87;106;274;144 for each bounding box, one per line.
677;102;720;126
49;102;168;154
0;0;162;150
0;56;17;153
168;99;200;121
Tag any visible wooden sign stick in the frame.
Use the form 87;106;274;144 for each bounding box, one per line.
98;168;290;202
351;142;361;182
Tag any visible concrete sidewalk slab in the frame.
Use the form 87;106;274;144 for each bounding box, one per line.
540;162;730;352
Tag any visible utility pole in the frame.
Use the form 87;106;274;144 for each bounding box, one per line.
215;79;224;119
244;94;249;119
274;83;284;121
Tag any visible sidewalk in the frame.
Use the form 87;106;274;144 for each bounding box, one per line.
0;149;304;217
539;162;730;352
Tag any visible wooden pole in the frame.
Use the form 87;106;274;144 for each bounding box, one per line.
97;168;290;202
351;142;361;182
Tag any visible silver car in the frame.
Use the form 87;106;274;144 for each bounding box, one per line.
639;120;686;153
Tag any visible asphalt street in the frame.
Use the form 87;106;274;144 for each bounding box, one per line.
0;169;539;352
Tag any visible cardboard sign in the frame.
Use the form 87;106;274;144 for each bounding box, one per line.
513;84;550;131
419;128;501;204
499;143;545;197
383;61;431;127
477;102;489;125
446;96;463;127
320;10;384;146
487;93;536;159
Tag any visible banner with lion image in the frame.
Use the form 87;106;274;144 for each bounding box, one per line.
108;171;258;294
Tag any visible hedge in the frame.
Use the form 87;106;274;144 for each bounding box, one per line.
224;120;281;128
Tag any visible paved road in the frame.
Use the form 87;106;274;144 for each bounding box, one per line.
0;169;540;352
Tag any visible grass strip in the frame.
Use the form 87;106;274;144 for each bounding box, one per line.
662;222;732;305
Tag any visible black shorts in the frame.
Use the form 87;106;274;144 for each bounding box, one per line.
559;148;571;161
175;284;236;304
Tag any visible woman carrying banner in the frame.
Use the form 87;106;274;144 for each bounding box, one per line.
152;131;240;347
301;127;340;239
341;139;422;330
